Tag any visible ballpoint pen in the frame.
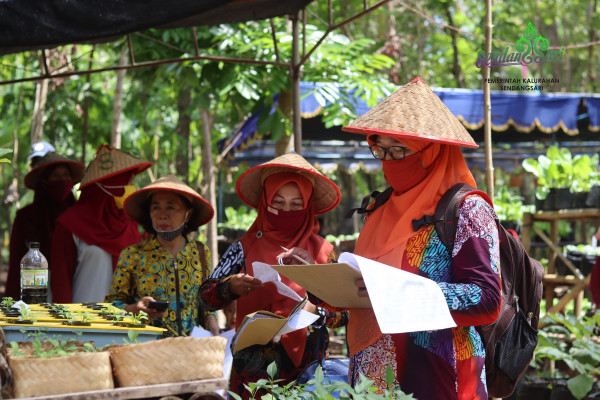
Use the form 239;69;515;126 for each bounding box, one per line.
280;246;311;265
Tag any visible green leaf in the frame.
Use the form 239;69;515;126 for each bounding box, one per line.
267;361;278;378
385;365;395;388
567;374;594;400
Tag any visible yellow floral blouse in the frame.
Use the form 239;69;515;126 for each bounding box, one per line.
105;236;212;336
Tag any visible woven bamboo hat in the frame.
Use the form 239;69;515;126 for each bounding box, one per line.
79;145;152;188
124;174;214;230
343;76;478;148
236;152;341;215
24;152;85;190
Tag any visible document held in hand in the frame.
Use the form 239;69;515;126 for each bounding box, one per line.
231;295;318;353
272;252;457;334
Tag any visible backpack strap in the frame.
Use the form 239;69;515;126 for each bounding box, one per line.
346;186;395;219
195;241;208;282
412;183;492;255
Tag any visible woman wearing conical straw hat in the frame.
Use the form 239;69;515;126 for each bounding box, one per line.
50;145;152;303
105;174;217;337
199;153;348;399
280;77;502;399
5;152;85;300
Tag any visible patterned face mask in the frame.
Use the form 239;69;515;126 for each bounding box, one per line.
153;211;188;242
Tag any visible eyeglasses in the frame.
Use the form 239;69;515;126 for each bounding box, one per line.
369;145;408;160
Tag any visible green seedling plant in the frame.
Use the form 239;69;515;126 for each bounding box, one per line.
523;145;576;196
17;304;37;322
229;361;415;400
1;296;16;309
533;312;600;400
123;329;140;344
127;310;148;325
112;308;124;322
9;332;99;358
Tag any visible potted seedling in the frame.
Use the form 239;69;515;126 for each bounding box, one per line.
1;296;16;311
62;311;92;326
523;146;576;210
104;308;125;322
114;310;147;328
1;296;20;317
13;304;37;324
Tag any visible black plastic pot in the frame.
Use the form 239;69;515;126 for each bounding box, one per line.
574;191;589;208
543;190;558;210
555;188;574;209
586;185;600;208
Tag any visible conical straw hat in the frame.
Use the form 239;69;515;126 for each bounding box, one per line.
343;76;478;148
236;152;341;215
24;152;85;190
124;174;214;230
80;145;152;188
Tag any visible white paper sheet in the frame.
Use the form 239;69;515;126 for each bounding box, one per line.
252;261;303;301
273;309;319;343
338;252;456;333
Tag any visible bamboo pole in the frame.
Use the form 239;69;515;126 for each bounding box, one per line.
291;11;302;155
483;0;494;199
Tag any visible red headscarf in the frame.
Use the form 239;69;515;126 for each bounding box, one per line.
348;137;477;355
56;171;141;267
238;172;334;367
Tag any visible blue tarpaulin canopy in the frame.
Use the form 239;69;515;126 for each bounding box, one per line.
218;82;600;172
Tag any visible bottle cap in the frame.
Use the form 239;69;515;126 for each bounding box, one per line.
29;242;40;249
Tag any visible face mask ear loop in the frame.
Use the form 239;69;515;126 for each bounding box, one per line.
95;182;116;197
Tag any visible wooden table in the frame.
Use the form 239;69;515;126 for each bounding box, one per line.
19;378;227;400
522;209;600;316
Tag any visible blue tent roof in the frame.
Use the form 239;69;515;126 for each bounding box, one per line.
218;82;600;169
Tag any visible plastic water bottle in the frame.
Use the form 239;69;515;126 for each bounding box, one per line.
20;242;48;304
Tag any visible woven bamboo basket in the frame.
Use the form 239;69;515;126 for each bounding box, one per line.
8;351;113;398
109;336;227;387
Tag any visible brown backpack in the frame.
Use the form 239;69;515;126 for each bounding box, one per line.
413;183;544;398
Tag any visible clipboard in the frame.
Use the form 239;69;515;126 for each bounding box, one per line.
271;263;372;308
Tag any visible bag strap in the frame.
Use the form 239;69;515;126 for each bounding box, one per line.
346;186;394;219
412;183;491;255
195;241;208;282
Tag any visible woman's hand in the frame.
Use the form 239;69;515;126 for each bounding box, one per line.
124;296;166;320
355;278;370;299
205;313;220;336
228;273;263;297
277;247;315;265
302;300;318;315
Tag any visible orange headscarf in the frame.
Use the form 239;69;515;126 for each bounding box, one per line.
238;172;334;367
347;137;476;355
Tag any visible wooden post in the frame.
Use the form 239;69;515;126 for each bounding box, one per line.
483;0;494;200
291;12;302;155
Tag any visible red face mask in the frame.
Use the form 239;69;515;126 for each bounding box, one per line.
381;154;429;193
46;179;74;202
265;205;308;232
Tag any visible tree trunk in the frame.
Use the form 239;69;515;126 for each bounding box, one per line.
175;87;192;182
200;106;218;268
444;1;466;88
81;49;94;163
111;47;128;149
30;78;48;143
588;0;598;92
275;89;293;156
